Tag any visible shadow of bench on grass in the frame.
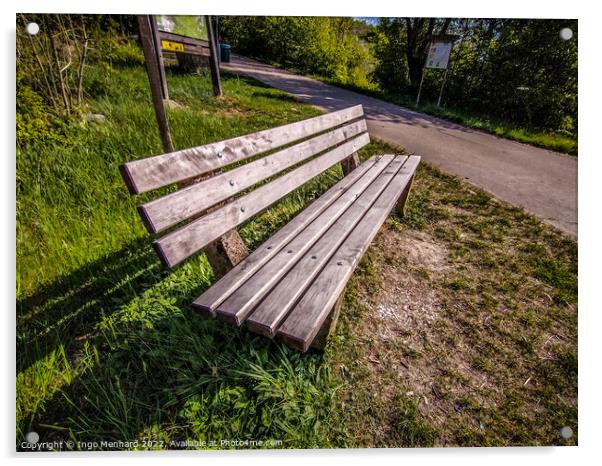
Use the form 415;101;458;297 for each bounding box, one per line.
16;237;170;373
18;292;330;448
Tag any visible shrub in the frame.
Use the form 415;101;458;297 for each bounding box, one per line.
220;17;373;89
16;75;65;147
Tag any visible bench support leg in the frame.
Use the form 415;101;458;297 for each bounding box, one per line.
204;229;249;278
341;152;360;176
395;174;415;217
177;172;248;278
310;292;345;351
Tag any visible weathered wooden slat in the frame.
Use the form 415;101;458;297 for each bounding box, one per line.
139;120;368;233
167;43;209;57
191;157;379;315
119;105;365;194
245;156;409;337
153;133;371;268
277;155;421;352
215;155;398;325
158;30;210;48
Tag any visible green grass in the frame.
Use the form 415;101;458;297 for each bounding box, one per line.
17;65;341;449
416;101;577;155
17;63;577;450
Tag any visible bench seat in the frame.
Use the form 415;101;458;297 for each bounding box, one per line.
120;104;420;352
193;154;419;351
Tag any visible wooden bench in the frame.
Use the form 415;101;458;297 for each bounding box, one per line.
120;104;420;352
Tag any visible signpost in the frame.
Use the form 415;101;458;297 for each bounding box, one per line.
137;15;174;153
136;14;224;153
426;39;453;69
149;16;169;101
416;34;459;107
157;30;211;57
153;16;220;96
205;15;223;97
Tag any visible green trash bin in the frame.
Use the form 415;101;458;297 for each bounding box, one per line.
220;43;231;63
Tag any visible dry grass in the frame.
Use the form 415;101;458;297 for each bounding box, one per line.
326;142;577;447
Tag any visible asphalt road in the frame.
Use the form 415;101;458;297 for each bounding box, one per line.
223;55;577;237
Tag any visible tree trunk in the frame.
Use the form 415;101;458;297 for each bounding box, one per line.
404;18;453;91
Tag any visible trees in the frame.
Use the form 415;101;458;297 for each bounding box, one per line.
220;17;577;134
371;18;451;92
373;18;577;134
17;14;90;117
220;16;374;87
405;18;451;89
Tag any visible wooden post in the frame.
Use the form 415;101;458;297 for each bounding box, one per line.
437;67;449;107
177;173;248;278
204;229;249;278
395;174;415;217
415;69;426;107
310;292;345;350
137;15;174;153
341;152;360;175
205;15;222;97
149;15;169;101
340;134;361;175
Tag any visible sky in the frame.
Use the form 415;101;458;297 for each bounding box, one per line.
355;17;379;25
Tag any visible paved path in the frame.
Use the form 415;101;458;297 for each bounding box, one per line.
223;55;578;237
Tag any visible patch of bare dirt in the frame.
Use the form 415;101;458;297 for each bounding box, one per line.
394;230;449;271
165;99;187;109
350;224;506;444
220;107;248;117
362;228;450;349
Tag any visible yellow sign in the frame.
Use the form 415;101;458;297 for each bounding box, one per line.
161;40;184;52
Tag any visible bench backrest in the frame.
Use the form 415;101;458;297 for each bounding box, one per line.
120;104;369;268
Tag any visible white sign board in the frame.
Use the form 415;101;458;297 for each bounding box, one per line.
426;41;453;69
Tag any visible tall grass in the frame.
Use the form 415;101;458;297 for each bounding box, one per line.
17;65;348;448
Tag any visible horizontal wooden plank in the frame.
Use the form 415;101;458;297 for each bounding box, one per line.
139;120;367;233
192;157;379;315
277;155;421;352
153;133;371;268
158;30;210;48
167;44;210;57
215;155;398;325
120;105;365;194
244;156;409;336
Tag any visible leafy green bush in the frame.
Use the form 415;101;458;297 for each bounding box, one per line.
16;75;65;147
85;15;144;67
221;17;373;88
106;39;145;66
373;18;578;136
89;34;144;67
